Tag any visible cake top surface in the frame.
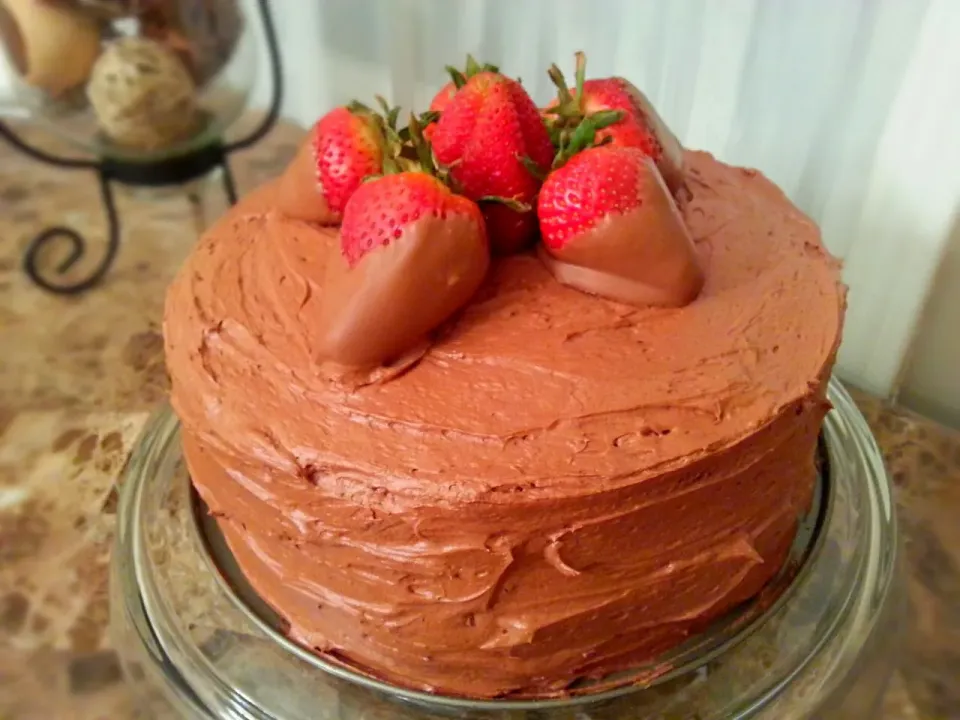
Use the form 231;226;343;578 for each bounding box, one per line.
164;150;844;506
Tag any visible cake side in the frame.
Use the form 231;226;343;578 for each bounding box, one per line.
163;150;845;697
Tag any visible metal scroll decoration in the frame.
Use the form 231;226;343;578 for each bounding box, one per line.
0;0;283;296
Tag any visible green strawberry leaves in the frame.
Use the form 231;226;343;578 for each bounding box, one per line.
544;52;626;168
551;109;623;169
446;54;500;89
519;154;547;182
478;195;533;213
346;97;448;181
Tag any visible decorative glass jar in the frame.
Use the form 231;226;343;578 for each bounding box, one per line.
0;0;255;161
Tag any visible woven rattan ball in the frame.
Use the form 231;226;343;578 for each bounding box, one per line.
87;37;201;151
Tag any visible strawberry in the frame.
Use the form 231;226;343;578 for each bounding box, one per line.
423;56;500;142
428;81;458;114
315;171;490;367
430;70;554;255
537;145;703;307
276;105;385;224
545;52;686;195
340;171;485;264
423;83;456;144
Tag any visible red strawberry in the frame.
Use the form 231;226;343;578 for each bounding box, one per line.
545;52;685;195
315;171;490;367
423;56;500;141
276;106;384;224
423;82;456;143
429;81;458;114
537;145;703;307
430;71;554;255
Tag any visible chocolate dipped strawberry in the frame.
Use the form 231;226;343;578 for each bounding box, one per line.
537;144;703;308
429;68;554;255
314;165;489;368
276;104;386;224
545;52;686;196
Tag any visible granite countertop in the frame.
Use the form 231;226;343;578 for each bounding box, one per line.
1;120;958;720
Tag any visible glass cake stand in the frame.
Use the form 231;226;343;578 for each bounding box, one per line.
110;379;904;719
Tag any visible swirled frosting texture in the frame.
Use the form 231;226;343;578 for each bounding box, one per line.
163;151;845;698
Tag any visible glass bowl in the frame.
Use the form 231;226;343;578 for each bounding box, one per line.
110;379;904;719
0;0;254;161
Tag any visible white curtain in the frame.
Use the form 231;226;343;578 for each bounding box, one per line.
244;0;960;398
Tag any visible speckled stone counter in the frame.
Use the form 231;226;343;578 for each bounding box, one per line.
1;119;957;720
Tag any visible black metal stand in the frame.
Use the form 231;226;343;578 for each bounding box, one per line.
0;0;283;296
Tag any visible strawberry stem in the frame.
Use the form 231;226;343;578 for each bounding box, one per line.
551;109;625;169
346;100;373;115
544;52;631;168
588;109;625;130
445;65;468;89
519;154;547;182
573;51;587;101
565;120;596;158
345;98;417;178
381;156;402;175
341;98;460;185
465;54;481;76
406;112;437;174
372;95;402;131
446;55;501;89
547;63;575;108
478;195;533;213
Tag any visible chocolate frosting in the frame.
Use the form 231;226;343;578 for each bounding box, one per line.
163;151;845;698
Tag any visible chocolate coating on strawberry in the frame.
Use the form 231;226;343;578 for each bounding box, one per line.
313;172;489;367
275;128;334;223
624;84;685;196
538;146;703;308
430;70;554;255
546;52;686;197
276;106;384;224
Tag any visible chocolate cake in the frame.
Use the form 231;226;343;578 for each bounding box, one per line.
163;56;845;698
